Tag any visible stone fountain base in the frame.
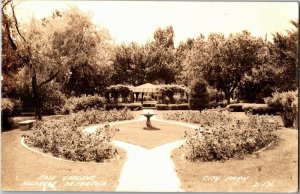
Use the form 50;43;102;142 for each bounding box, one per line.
143;126;161;130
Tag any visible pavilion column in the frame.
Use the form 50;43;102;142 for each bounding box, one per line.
131;92;135;103
135;93;139;103
141;92;144;105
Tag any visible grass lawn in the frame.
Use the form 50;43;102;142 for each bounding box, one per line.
114;120;194;149
172;128;298;192
1;128;127;191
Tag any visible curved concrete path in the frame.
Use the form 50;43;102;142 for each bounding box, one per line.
84;109;199;192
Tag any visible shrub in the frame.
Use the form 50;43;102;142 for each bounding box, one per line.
209;101;227;108
156;104;169;110
156;104;189;110
183;115;279;161
265;90;298;128
169;104;189;110
163;110;233;127
176;104;189;110
11;99;23;115
2;98;14;129
188;79;210;111
61;95;104;114
40;81;67;115
104;103;142;111
125;103;143;111
207;87;225;102
242;104;281;115
22;109;134;162
226;104;243;112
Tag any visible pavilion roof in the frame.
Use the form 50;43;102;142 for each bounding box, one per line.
131;83;161;93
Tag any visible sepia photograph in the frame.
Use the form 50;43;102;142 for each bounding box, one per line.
1;0;298;192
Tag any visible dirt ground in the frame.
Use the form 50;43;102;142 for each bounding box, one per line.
114;120;194;149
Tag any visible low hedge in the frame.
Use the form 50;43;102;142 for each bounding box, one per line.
105;103;142;111
226;104;243;112
208;101;227;109
156;104;189;110
227;103;281;115
243;106;281;115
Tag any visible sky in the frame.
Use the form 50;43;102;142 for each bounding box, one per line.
14;1;298;46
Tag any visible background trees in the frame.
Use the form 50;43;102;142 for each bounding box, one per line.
49;7;113;96
112;42;147;86
2;2;113;119
145;26;178;84
269;21;298;92
1;1;298;119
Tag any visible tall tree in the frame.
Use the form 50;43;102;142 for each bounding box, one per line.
48;7;113;95
112;42;147;86
217;31;265;103
175;38;195;84
1;0;23;98
145;26;177;84
269;20;298;91
181;34;209;85
182;31;265;103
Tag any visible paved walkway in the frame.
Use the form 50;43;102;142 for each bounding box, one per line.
84;109;198;192
113;139;185;192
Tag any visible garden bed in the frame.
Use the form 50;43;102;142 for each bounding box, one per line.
22;109;134;162
172;129;298;192
2;129;127;191
163;110;280;161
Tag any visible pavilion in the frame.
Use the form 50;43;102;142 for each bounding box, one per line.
131;83;160;104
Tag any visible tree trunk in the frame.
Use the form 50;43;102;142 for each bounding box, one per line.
32;69;42;120
225;92;231;105
162;91;166;104
131;92;134;103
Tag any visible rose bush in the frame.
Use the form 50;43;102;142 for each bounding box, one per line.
23;108;133;162
163;111;280;161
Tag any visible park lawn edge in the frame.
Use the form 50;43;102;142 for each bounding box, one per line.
172;128;298;192
1;128;127;191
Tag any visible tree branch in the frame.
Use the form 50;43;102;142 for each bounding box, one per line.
10;2;26;43
2;0;12;10
2;0;17;50
38;71;60;87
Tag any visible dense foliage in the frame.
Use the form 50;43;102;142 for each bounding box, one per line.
106;85;132;103
188;79;210;111
22;109;134;162
163;111;280;161
1;98;14;129
2;0;297;119
265;90;298;128
61;95;104;114
158;85;187;104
